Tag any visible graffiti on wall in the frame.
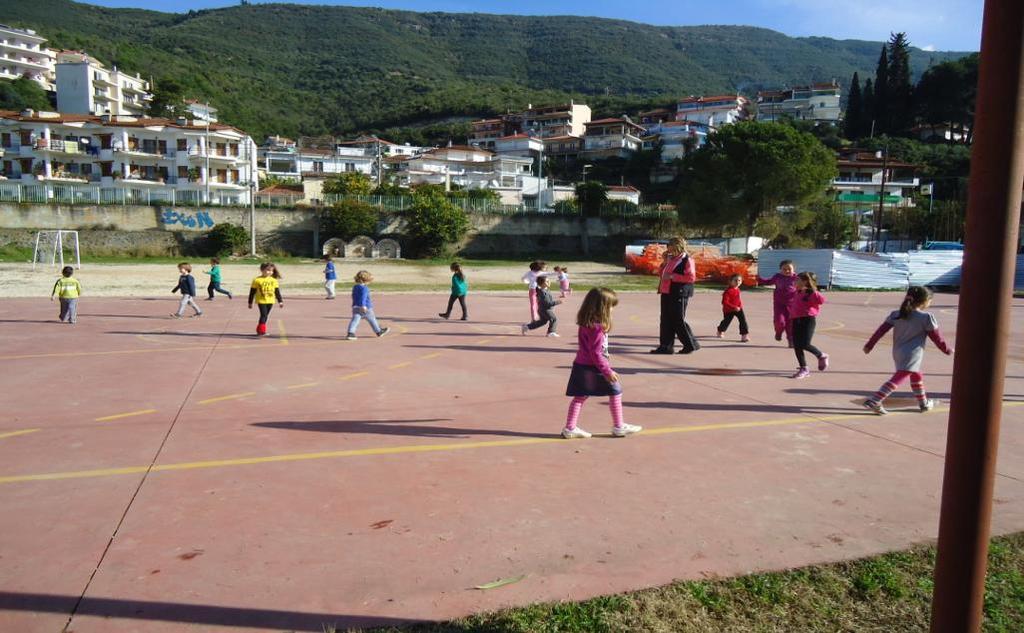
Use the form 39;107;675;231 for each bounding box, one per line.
161;209;215;229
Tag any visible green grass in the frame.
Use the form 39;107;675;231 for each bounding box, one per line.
358;533;1024;633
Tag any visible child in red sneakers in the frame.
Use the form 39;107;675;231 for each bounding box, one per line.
862;286;953;414
248;262;283;336
717;274;749;342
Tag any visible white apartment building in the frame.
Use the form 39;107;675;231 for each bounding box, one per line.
833;150;920;210
387;145;539;204
0;110;257;204
55;51;152;117
676;95;748;128
259;135;424;181
641;120;709;162
0;24;56;91
580;118;645;160
185;100;218;123
756;82;841;124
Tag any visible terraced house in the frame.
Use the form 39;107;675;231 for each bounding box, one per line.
0;109;258;205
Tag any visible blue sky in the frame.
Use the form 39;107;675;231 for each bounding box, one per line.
87;0;983;51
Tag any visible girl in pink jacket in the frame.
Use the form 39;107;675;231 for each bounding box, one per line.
789;272;829;379
561;287;642;439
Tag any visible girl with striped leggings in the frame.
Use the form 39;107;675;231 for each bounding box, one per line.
862;286;953;414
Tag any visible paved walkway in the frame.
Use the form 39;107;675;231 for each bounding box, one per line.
0;290;1022;632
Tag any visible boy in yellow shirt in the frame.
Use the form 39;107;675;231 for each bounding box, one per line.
51;266;82;324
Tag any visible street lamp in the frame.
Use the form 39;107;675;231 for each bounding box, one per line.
249;179;257;257
582;164;593;183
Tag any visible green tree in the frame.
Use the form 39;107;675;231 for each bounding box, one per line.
205;222;250;256
148;78;187;119
872;47;889;135
575;181;608;217
862;79;875;136
809;200;857;248
677;121;837;236
371;182;408;196
914;54;977;144
406;187;470;256
323;172;373;195
0;77;51;112
886;32;914;134
322;199;380;240
844;72;865;140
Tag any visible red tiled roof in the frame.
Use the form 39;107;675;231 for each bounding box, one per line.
608;185;640;193
0;111;248;135
586;117;626;125
427;145;493;155
258;185;303;195
543;135;581;142
678;95;744;104
497;133;537;141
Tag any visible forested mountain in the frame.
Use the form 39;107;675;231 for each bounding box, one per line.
1;0;971;140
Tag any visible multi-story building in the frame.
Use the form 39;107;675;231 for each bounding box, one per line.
0;109;257;204
468;102;592;147
0;24;56;91
640;120;709;162
833;149;920;210
580;117;645;160
184;100;218;123
55;51;152;117
542;134;583;161
259;135;425;182
756;81;841;124
387;145;539;204
675;95;748;128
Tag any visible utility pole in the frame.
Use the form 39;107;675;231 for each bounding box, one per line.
204;102;211;205
930;0;1023;629
873;146;889;252
375;138;382;188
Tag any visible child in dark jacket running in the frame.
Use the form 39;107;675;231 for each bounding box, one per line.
171;262;202;318
521;275;562;337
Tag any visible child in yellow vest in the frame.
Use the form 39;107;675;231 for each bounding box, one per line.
51;266;81;325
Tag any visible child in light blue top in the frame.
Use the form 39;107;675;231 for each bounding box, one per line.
323;255;337;300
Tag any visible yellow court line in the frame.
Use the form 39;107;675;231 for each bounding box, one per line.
4;402;1021;486
419;352;443;360
476;339;492;345
286;382;319;390
278;320;289;345
198;392;256;405
818;320;846;333
338;371;369;381
95;409;158;422
0;429;40;441
388;361;414;370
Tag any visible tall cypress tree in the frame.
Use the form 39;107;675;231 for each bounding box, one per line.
872;46;889;134
844;72;864;140
862;79;875;137
887;32;914;134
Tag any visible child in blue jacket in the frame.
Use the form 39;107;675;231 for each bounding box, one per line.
171;262;202;318
346;270;390;340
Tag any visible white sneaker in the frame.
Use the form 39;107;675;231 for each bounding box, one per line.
611;423;643;437
521;324;529;336
919;399;935;412
346;334;357;340
547;332;560;337
863;399;888;415
561;427;592;439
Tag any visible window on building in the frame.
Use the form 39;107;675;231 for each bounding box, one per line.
177;138;187;151
312;161;323;173
178;166;189;179
345;163;356;172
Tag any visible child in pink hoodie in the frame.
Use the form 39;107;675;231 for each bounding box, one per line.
758;259;798;346
789;272;828;379
561;287;642;439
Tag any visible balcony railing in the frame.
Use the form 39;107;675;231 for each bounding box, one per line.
0;181;250;206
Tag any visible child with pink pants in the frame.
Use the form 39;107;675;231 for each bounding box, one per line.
521;260;550;321
758;259;798;346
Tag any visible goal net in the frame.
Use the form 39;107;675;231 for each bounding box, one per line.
33;230;81;271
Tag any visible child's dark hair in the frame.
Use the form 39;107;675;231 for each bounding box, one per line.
260;262;281;279
899;285;932;319
561;266;569;273
577;287;619;333
210;257;220;265
178;262;192;273
354;270;372;283
61;266;73;277
529;260;546;272
536;275;549;287
729;273;742;284
450;262;464;280
323;254;332;262
779;259;793;269
798;271;818;293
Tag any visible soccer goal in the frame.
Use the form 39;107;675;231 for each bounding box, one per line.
32;230;81;271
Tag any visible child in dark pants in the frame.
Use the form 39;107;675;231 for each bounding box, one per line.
789;272;828;379
439;262;468;320
521;275;562;337
248;262;283;336
717;274;749;342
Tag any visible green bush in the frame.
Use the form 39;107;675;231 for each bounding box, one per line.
322;199;380;240
323;172;373;195
406;188;470;257
206;222;250;256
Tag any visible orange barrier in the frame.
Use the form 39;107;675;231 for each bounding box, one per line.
625;244;757;286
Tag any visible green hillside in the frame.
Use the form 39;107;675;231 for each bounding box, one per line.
1;0;971;140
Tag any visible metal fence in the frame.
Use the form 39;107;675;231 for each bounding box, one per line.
0;182;247;207
759;248;969;289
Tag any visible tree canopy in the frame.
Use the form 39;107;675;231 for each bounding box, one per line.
677;121;837;235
